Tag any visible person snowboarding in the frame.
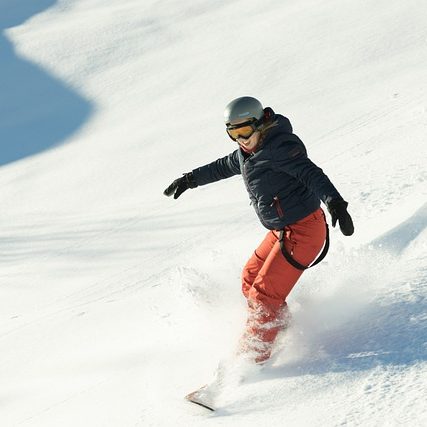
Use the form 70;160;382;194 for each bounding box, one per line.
164;96;354;364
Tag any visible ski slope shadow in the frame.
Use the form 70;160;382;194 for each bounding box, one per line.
0;0;93;166
370;202;427;255
268;281;427;380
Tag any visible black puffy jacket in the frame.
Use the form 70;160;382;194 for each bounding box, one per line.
192;113;343;230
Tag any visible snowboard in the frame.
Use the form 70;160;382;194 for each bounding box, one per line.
185;385;215;411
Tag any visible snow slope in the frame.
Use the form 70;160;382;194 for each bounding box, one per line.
1;0;426;425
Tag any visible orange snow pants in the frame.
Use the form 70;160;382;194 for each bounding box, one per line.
240;208;327;363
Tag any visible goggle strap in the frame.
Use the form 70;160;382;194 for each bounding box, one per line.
226;117;262;130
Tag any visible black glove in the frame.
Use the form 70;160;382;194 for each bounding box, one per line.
163;172;198;199
326;199;354;236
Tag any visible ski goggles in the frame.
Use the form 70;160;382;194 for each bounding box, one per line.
226;118;261;141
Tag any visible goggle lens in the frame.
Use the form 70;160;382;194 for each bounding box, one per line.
227;124;255;140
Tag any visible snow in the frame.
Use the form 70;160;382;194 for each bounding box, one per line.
1;0;426;425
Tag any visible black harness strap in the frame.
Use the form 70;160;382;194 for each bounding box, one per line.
279;223;330;271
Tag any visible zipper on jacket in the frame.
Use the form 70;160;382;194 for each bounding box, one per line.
271;196;285;218
241;153;271;229
242;159;257;203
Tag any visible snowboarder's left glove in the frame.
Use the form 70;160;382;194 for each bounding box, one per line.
327;199;354;236
163;172;198;199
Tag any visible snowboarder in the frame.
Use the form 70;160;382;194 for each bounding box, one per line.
164;96;354;364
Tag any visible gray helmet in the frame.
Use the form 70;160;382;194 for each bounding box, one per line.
224;96;264;125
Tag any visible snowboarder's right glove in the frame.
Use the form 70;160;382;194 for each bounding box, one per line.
326;199;354;236
163;172;198;199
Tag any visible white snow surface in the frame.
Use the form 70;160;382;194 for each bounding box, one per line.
1;0;427;425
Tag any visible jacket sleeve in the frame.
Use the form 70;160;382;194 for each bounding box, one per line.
273;138;343;204
191;150;241;186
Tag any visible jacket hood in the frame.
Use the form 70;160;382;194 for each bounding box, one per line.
260;109;293;145
275;114;293;133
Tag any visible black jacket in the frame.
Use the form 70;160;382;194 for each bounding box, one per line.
192;113;343;230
